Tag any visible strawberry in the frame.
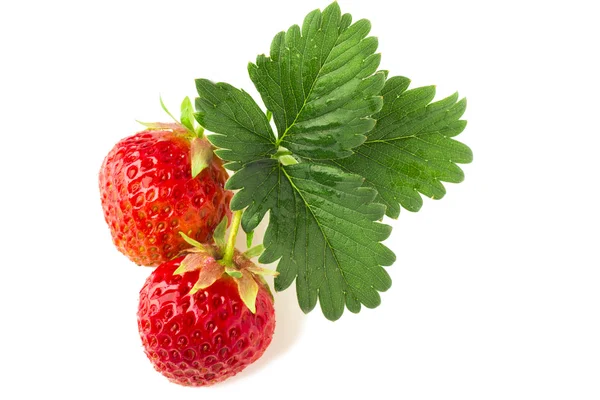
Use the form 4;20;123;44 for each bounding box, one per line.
137;237;276;386
99;122;232;266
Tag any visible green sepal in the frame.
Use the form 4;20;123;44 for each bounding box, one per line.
189;261;225;295
191;137;213;178
246;264;279;277
213;215;228;250
136;121;183;131
244;244;265;259
160;95;179;124
180;96;197;133
225;267;243;279
178;232;209;252
174;253;206;275
234;270;259;313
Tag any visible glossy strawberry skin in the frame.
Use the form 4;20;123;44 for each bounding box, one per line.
137;256;276;386
99;129;232;266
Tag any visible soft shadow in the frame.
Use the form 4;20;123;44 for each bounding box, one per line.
261;281;306;362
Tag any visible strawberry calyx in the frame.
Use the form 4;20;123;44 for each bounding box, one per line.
135;121;188;133
174;217;278;313
137;96;214;177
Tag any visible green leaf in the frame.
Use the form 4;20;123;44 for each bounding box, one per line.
180;96;197;133
195;79;277;169
330;76;473;218
213;215;228;250
248;2;385;159
226;159;395;321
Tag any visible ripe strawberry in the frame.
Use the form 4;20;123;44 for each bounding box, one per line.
137;244;276;386
99;123;232;266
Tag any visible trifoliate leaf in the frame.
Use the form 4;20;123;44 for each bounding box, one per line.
226;159;395;321
192;3;471;320
213;215;228;250
330;76;472;218
195;79;277;170
248;2;385;160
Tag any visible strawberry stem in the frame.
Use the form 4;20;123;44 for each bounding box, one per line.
222;210;242;265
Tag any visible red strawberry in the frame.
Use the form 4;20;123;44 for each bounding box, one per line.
137;244;276;386
99;123;232;266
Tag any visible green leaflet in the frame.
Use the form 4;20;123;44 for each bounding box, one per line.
331;76;472;218
248;2;385;160
226;160;395;321
195;79;277;171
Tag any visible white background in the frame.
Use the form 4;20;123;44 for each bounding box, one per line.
1;0;598;399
